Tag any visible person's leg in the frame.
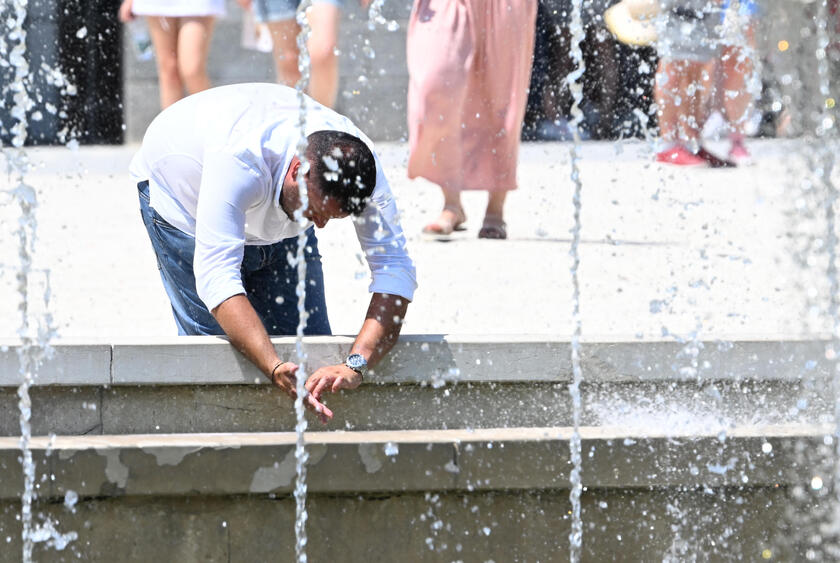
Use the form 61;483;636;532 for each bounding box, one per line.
473;0;536;240
137;181;223;335
478;190;507;240
685;58;737;167
654;58;706;165
266;18;302;87
659;59;708;146
421;189;465;237
242;229;331;336
407;0;472;234
306;2;341;108
175;16;215;95
686;60;714;144
721;25;756;160
721;21;755;127
146;16;183;108
655;58;682;144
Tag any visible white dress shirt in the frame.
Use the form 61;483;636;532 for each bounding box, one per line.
130;83;416;311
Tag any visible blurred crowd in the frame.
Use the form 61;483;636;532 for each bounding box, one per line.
117;0;840;239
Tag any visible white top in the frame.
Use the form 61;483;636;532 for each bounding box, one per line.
130;83;417;312
131;0;226;17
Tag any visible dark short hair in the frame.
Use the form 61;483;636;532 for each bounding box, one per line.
306;130;376;216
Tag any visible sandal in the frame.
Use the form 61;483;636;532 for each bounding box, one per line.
696;147;736;168
478;215;507;240
422;205;467;239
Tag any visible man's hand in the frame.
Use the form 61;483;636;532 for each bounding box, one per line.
213;295;335;423
305;363;362;404
272;362;334;424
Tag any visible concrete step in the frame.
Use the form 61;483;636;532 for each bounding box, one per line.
0;423;830;501
0;336;831;435
0;336;831;560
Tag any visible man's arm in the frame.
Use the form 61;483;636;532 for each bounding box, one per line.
213;294;333;422
305;292;409;401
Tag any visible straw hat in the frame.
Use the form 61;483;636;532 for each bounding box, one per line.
604;0;659;47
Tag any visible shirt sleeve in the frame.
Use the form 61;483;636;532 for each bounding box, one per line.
353;154;418;301
193;151;266;312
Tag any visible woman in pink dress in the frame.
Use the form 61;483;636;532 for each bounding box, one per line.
407;0;537;239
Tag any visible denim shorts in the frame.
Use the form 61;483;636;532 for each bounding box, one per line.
252;0;344;23
138;180;331;336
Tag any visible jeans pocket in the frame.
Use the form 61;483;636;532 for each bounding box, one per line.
152;214;180;233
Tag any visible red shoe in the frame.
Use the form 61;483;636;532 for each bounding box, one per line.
696;147;736;168
655;145;707;166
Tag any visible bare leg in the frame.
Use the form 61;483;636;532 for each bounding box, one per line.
176;16;215;95
721;26;756;137
478;191;508;239
656;59;710;147
687;60;714;143
485;191;507;219
266;19;301;87
147;16;183;108
306;3;340;108
422;188;465;236
654;58;684;145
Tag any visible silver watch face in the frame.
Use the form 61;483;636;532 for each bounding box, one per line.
346;353;367;373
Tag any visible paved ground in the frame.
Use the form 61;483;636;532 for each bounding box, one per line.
0;139;829;341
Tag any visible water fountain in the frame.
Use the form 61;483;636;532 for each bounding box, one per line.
565;0;587;560
3;0;840;560
2;1;61;560
291;3;314;561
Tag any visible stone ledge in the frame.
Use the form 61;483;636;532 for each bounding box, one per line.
0;341;110;386
0;336;830;387
0;378;828;436
0;424;830;500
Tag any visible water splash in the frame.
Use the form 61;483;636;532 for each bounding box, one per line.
811;0;840;549
292;2;314;561
565;0;586;559
366;0;399;32
5;2;38;560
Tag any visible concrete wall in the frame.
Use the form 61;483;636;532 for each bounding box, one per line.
0;336;834;560
0;488;803;561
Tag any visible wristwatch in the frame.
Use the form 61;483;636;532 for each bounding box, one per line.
344;353;368;378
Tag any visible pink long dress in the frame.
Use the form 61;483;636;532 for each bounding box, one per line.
406;0;537;193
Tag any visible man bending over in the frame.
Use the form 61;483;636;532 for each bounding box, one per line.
130;83;416;422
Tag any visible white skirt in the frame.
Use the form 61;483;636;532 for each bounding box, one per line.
131;0;226;17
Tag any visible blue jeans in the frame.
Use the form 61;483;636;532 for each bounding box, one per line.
252;0;344;22
138;181;331;336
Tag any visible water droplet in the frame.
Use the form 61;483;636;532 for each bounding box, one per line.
811;476;823;490
383;442;399;456
63;490;78;511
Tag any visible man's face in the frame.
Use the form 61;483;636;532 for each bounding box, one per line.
303;181;350;228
